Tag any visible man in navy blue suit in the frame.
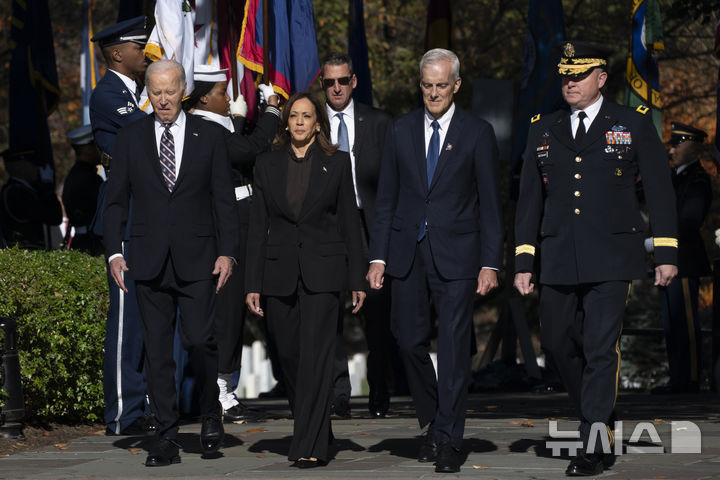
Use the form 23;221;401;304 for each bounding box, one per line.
89;16;152;436
367;48;503;473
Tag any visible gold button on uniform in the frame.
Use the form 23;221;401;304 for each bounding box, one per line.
575;156;582;163
574;173;581;179
574;208;580;215
574;191;581;197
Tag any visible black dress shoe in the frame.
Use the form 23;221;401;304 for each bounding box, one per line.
368;389;390;418
434;442;462;473
330;396;351;419
200;415;224;454
417;423;437;462
106;414;156;436
145;438;181;467
258;382;286;398
291;458;326;468
223;402;266;423
566;453;604;476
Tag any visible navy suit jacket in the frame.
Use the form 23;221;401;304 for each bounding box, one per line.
104;113;240;282
369;106;503;280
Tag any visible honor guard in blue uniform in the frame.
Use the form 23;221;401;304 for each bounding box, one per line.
514;42;678;476
652;123;711;394
89;16;153;436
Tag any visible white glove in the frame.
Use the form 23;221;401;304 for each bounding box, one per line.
258;82;276;104
229;94;247;117
644;237;654;253
715;228;720;247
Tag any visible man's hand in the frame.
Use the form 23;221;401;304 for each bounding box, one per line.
514;272;534;296
366;263;385;290
351;290;366;314
213;256;233;292
109;256;129;293
246;293;264;317
476;268;498;296
654;264;678;287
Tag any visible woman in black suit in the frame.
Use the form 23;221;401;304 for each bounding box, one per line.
245;92;366;467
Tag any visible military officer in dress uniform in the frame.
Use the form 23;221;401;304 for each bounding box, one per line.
651;123;711;394
62;125;103;255
514;42;678;476
89;16;153;436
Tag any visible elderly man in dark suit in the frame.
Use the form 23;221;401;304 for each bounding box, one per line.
321;52;395;419
104;59;239;467
514;42;678;476
367;48;503;473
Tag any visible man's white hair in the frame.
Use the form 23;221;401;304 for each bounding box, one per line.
146;59;186;87
419;49;460;81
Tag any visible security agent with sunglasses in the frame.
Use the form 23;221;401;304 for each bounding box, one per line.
650;123;711;395
514;42;677;476
321;53;394;419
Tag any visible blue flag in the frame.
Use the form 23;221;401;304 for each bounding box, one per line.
9;0;59;179
349;0;372;105
511;0;565;196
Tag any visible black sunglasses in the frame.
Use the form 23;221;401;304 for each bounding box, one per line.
321;76;352;89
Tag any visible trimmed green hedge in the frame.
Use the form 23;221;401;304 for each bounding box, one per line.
0;248;108;422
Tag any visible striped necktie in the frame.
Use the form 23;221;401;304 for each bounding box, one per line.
159;123;176;191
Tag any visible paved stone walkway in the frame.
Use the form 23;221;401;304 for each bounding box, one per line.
1;392;719;479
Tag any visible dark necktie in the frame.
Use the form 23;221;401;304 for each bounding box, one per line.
426;120;440;187
159;124;176;191
575;111;587;144
336;112;350;152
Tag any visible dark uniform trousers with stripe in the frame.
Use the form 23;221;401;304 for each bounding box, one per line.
515;101;678;453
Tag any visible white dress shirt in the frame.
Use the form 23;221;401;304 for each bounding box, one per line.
424;102;455;155
570;95;603;138
193;109;234;133
327;100;362;208
109;69;140;106
154;110;187;178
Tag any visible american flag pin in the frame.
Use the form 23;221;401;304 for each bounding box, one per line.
446;144;453;151
322;166;328;173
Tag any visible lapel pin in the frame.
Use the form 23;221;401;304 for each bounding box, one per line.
446;144;453;151
322;166;327;173
192;132;199;136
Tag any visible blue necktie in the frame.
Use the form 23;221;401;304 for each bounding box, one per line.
426;120;440;187
336;113;350;152
418;120;441;241
159;124;176;191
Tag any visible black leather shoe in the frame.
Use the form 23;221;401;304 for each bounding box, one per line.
106;414;156;436
200;415;224;454
434;442;462;473
291;458;326;468
566;453;604;476
330;396;351;419
258;383;286;398
223;402;265;423
145;438;180;467
368;389;390;418
417;423;437;462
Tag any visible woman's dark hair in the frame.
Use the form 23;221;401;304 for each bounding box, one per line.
278;92;338;156
182;80;216;111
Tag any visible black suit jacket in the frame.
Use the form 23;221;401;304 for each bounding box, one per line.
104;113;240;281
514;100;678;284
350;102;392;230
369;106;503;279
245;144;366;296
674;161;712;278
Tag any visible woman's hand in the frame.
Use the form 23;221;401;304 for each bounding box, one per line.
246;293;264;317
351;290;366;314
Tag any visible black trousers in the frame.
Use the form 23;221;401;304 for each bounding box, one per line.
390;237;475;449
265;280;339;462
659;277;702;386
134;254;221;439
539;281;629;453
214;220;248;373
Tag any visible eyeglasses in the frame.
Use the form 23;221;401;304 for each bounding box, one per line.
321;76;352;89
